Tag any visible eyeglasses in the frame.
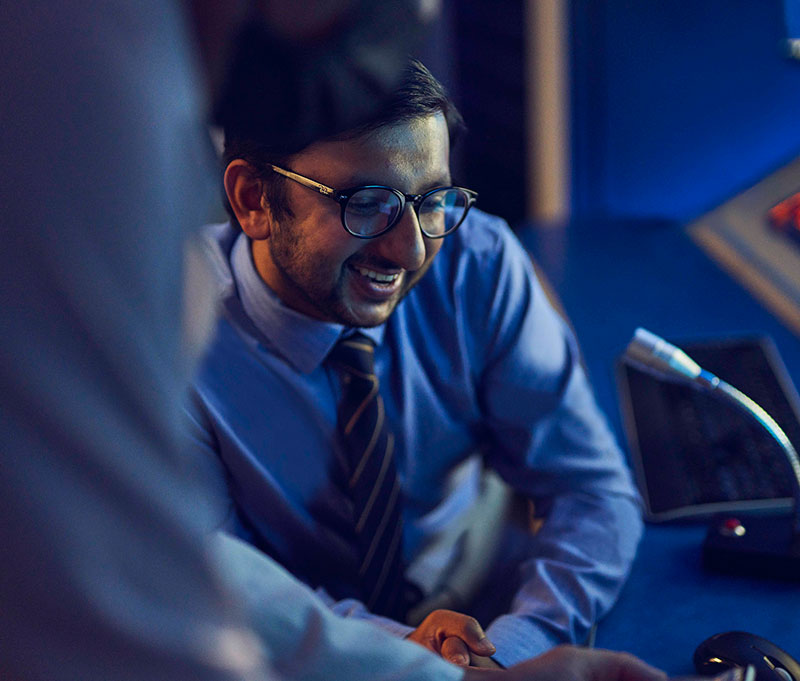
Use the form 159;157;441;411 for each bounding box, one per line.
269;164;477;239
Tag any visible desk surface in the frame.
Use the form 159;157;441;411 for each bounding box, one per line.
594;523;800;675
522;218;800;674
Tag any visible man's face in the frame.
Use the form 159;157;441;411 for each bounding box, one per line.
252;113;451;328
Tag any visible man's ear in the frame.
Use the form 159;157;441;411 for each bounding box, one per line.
224;160;272;240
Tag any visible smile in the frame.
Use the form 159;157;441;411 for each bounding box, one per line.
353;266;400;284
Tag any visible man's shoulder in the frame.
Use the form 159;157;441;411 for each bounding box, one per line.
447;208;514;255
197;221;238;282
191;222;264;380
403;209;532;323
430;208;527;279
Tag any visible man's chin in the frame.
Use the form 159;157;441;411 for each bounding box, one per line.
338;299;398;328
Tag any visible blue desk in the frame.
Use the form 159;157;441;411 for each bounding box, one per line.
594;523;800;675
521;219;800;674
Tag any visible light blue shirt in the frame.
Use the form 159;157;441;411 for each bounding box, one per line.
188;210;643;667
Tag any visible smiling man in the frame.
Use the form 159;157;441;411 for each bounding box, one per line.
187;59;643;669
229;112;456;328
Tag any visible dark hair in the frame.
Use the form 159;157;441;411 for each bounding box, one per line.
222;58;465;224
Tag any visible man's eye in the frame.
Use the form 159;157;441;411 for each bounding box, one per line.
421;195;449;213
422;198;445;212
348;200;381;215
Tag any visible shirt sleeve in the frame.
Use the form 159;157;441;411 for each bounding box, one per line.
461;218;643;667
313;589;416;639
184;390;250;534
211;533;464;681
185;392;419;640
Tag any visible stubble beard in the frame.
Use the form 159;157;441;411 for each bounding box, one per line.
269;226;426;328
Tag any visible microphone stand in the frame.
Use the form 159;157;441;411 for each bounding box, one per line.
625;328;800;581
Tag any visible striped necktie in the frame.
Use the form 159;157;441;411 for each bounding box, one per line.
328;333;407;619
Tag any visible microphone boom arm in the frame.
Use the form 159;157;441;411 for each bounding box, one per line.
712;377;800;535
625;328;800;556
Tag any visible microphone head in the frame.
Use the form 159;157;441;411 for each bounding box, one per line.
625;328;667;369
624;327;702;383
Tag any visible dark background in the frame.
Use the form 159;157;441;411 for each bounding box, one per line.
414;0;800;429
418;0;800;226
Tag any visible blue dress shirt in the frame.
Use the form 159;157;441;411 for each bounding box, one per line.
187;209;643;667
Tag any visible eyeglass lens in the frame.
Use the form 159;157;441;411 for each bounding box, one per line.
344;188;470;238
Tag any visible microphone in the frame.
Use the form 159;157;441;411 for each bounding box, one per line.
624;328;800;580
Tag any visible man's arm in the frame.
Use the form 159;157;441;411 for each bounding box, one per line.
212;534;668;681
211;533;468;681
316;588;497;663
186;400;496;666
464;646;667;681
459;216;643;667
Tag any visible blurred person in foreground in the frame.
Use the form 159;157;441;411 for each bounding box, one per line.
187;58;643;670
0;1;659;680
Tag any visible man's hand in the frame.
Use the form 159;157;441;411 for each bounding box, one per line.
454;651;502;670
462;645;668;681
406;609;496;665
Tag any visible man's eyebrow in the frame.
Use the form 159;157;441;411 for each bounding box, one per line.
339;174;454;191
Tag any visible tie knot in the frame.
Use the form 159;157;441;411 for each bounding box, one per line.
328;333;376;376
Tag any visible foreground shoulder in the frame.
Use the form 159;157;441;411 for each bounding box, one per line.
435;210;533;288
446;209;517;259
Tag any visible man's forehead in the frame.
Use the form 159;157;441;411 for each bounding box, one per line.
300;113;447;158
358;113;447;149
296;113;450;187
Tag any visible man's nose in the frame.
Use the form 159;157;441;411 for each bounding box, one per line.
373;205;426;271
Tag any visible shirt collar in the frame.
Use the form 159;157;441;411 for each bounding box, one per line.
229;231;384;373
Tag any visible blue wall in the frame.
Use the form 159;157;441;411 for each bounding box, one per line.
572;0;800;223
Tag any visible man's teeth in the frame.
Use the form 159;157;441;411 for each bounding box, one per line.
354;266;399;283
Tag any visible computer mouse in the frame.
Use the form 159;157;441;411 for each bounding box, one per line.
694;631;800;681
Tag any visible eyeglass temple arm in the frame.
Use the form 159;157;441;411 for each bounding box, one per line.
270;165;336;197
